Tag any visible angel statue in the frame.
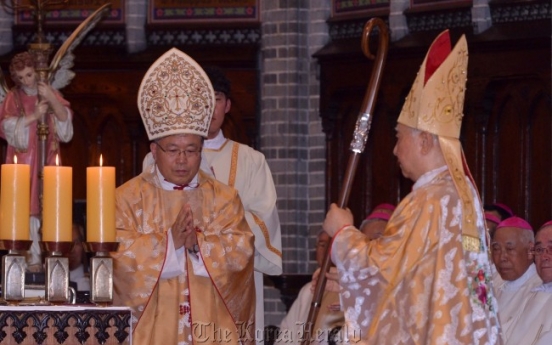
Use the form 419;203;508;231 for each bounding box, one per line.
0;3;110;272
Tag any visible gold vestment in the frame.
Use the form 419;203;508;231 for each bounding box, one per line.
331;170;502;344
112;169;256;344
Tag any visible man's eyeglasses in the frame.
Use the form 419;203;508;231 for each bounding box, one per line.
531;246;552;256
155;142;201;159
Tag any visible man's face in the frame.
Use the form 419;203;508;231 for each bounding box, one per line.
534;226;552;283
207;91;231;139
393;123;422;181
316;232;331;267
15;66;37;89
360;219;386;240
491;227;534;281
151;134;203;186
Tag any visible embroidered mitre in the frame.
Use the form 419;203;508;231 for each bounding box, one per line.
398;30;467;138
398;31;483;251
138;48;215;140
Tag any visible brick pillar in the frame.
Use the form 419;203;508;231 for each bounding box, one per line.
260;0;331;327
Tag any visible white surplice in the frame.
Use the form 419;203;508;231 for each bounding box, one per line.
504;282;552;345
493;263;542;336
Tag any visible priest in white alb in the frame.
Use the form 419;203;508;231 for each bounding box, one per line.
200;66;283;342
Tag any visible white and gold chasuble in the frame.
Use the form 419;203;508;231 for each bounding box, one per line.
112;168;256;345
331;168;502;344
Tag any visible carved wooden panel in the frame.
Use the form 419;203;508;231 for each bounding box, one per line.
149;0;259;23
16;0;124;25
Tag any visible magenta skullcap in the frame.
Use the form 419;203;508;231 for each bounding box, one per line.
365;203;396;222
496;216;533;232
539;220;552;230
494;203;514;217
375;203;396;211
485;212;501;225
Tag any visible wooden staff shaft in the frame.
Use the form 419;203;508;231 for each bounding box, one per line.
301;18;389;345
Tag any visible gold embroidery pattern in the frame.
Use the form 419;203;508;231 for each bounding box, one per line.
252;213;282;258
440;138;480;251
138;48;215;140
463;235;481;252
397;35;468;140
228;142;239;188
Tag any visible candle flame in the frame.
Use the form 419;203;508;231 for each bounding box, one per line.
99;154;103;167
14;155;17;164
55;154;59;166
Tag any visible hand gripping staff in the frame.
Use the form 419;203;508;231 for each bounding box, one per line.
300;17;389;345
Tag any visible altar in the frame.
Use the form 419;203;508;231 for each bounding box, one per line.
0;305;131;345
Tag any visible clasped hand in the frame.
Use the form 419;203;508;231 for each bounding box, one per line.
37;82;56;103
28;82;56;125
322;203;354;237
171;204;198;251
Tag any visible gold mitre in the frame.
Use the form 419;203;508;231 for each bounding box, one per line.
398;31;483;252
397;30;468;139
138;47;215;140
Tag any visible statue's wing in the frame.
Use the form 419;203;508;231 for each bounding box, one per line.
49;3;111;88
50;53;75;90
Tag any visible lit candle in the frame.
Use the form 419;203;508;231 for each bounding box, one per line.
87;155;116;243
0;156;30;240
42;155;72;242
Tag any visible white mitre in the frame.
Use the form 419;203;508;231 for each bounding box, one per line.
137;47;215;140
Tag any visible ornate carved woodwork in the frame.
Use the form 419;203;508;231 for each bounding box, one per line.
0;306;131;344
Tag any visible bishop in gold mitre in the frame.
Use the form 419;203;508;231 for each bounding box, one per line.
321;30;503;345
112;48;256;345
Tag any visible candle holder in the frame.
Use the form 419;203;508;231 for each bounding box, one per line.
0;240;33;303
40;241;72;304
83;242;119;305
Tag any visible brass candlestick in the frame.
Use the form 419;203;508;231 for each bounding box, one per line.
0;240;33;303
40;241;72;304
84;242;119;305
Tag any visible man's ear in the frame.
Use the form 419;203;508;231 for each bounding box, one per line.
419;131;435;155
224;98;231;114
150;141;158;160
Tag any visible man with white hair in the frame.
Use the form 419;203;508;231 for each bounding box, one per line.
491;216;542;337
112;48;256;345
321;30;501;344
